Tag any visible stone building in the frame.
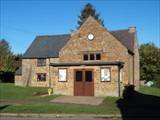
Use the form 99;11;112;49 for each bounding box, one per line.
15;16;139;97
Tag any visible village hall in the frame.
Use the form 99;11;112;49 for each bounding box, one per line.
15;16;139;97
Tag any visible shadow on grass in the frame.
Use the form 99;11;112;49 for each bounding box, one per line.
0;105;10;110
116;85;160;120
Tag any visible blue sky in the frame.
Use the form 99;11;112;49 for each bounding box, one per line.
0;0;160;54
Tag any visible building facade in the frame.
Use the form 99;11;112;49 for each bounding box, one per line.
15;16;140;97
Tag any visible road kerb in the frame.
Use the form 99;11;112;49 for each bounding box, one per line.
0;113;121;118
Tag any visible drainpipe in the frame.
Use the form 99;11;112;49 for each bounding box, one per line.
49;58;51;87
118;65;121;97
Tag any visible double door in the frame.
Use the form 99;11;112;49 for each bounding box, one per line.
74;69;94;96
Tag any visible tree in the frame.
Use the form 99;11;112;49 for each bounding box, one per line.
0;39;14;72
0;39;22;82
139;43;160;87
13;54;23;70
0;39;11;57
1;55;14;72
77;3;104;28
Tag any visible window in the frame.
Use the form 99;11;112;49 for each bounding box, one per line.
83;53;101;61
85;71;93;82
37;73;46;81
59;68;67;82
96;53;101;60
75;71;83;81
90;54;95;60
101;68;111;82
37;58;46;66
83;54;88;61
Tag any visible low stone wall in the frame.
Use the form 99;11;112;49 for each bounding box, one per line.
15;75;23;86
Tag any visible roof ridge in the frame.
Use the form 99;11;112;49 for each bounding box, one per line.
37;34;70;38
36;30;131;37
109;29;129;32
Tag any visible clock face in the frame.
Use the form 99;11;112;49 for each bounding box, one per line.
88;34;94;40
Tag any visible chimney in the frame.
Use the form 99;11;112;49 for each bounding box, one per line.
128;26;136;33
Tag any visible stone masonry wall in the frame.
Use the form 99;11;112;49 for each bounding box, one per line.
50;65;119;97
134;35;140;90
21;58;59;87
15;75;23;86
53;16;137;96
128;54;134;85
59;16;131;86
19;16;139;97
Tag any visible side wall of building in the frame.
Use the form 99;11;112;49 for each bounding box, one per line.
134;35;140;90
128;54;134;85
21;58;59;87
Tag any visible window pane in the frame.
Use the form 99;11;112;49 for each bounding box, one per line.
101;68;111;81
76;71;83;81
59;69;67;81
85;71;92;82
37;59;46;66
96;53;101;60
37;74;41;80
37;73;46;81
83;54;88;61
90;54;94;60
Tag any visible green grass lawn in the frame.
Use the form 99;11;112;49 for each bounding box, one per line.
0;98;120;114
139;86;160;96
0;83;57;103
0;83;160;114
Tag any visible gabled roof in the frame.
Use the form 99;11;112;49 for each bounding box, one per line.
23;34;70;58
110;29;135;52
23;30;135;58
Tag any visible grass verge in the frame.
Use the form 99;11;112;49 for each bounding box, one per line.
0;83;159;114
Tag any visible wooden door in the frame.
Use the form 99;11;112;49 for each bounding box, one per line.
84;70;94;96
74;69;94;96
74;70;83;96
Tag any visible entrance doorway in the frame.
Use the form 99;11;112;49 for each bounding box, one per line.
74;69;94;96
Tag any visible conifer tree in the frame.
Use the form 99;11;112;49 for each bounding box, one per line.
77;3;104;28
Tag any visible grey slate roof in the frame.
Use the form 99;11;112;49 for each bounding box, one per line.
23;29;135;58
110;29;134;52
23;34;70;58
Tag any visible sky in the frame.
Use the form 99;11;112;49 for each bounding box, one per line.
0;0;160;54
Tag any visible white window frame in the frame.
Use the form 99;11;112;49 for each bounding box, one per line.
120;69;123;82
58;68;67;82
101;67;111;82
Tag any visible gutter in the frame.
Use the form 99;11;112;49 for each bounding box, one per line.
50;61;124;67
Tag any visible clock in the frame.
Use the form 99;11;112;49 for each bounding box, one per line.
88;33;94;40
